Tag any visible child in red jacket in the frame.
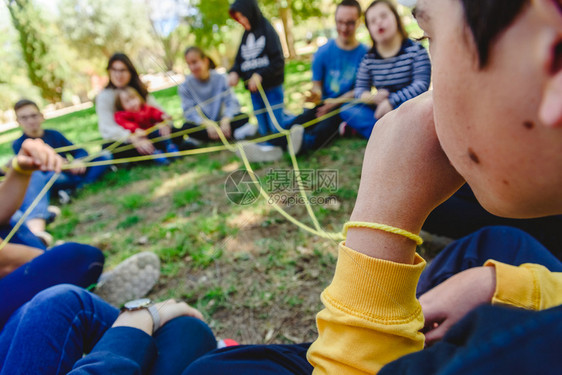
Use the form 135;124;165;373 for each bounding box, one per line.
114;87;178;164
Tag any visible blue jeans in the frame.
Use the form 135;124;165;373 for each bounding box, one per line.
0;285;217;375
0;238;105;328
250;85;293;135
339;103;379;139
267;106;343;153
0;285;118;375
182;226;562;374
15;153;112;221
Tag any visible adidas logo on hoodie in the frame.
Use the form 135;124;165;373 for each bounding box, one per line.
241;33;270;72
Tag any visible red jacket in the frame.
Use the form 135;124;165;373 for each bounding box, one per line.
114;105;165;132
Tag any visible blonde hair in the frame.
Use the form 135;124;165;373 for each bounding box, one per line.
115;87;145;111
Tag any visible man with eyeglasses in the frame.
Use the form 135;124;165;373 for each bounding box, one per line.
246;0;368;161
10;99;112;244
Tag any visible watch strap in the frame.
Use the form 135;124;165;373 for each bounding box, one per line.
147;305;161;334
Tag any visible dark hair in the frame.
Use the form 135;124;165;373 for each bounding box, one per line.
364;0;408;46
459;0;529;68
336;0;362;17
14;99;40;112
106;52;149;100
114;87;145;112
184;46;217;70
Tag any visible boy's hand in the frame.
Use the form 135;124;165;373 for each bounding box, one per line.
374;99;393;119
347;92;464;261
112;299;204;336
228;72;240;87
17;138;63;173
248;73;262;93
159;124;171;137
69;165;87;175
220;117;232;139
360;89;389;105
203;119;219;140
130;133;155;155
420;266;496;345
306;87;322;104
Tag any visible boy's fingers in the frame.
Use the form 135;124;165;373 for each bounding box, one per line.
424;321;450;346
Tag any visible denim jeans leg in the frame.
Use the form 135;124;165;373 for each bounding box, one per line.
0;284;119;375
151;316;217;375
417;226;562;296
251;92;270;135
339;103;378;139
183;343;313;375
52;172;82;192
0;243;105;328
79;153;113;187
17;171;53;221
1;222;46;250
264;85;286;132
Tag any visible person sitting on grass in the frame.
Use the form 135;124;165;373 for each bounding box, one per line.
0;138;105;327
339;0;431;139
228;0;298;161
114;87;178;165
239;0;370;162
0;283;213;375
96;53;196;165
2;138;161;319
178;0;562;373
179;46;255;143
11;99;112;245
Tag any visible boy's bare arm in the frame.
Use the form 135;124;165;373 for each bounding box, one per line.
0;139;63;224
0;243;43;278
308;92;464;374
347;92;464;263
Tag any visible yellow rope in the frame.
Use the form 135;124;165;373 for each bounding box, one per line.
0;172;60;251
343;221;423;245
0;82;360;250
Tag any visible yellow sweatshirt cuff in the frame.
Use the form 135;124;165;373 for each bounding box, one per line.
324;242;426;321
485;260;539;310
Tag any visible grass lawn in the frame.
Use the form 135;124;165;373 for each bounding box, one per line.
0;60;439;344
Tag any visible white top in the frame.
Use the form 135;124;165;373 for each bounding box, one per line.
95;88;160;141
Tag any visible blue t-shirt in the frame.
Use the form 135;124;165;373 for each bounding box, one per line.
311;39;369;99
12;129;88;160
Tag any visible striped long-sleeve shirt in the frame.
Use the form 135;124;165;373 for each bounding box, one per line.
355;39;431;108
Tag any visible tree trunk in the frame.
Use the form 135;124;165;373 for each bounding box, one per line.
278;0;297;59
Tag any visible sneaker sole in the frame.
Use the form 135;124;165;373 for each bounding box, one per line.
289;125;304;154
235;142;283;162
95;251;161;307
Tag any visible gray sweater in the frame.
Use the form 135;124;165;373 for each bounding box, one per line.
178;71;240;125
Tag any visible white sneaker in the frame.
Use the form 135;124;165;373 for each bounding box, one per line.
289;125;304;155
233;123;258;140
95;251;161;307
235;142;283;162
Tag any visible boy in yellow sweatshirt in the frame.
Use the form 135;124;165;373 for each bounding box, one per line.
183;0;562;373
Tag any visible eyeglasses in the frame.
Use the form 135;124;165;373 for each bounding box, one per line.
336;20;358;28
109;68;130;74
17;113;41;122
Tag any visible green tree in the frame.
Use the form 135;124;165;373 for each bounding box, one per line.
5;0;65;103
57;0;157;61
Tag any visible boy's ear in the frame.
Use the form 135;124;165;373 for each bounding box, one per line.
536;0;562;127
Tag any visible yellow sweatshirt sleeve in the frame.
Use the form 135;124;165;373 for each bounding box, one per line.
307;242;426;375
485;260;562;310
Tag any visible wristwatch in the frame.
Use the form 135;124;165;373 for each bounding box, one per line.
122;298;161;334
